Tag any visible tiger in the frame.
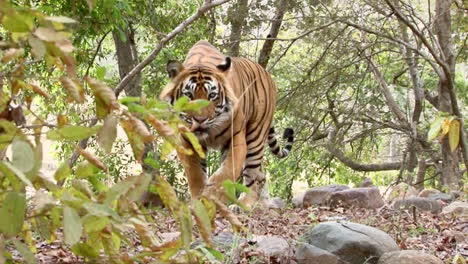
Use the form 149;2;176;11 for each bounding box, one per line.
160;40;293;207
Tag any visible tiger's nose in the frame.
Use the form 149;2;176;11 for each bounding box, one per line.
193;116;207;123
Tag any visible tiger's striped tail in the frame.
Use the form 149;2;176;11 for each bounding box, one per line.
267;126;294;158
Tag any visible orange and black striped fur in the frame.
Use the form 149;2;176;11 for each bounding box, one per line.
160;40;293;206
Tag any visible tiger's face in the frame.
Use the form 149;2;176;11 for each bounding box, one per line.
160;58;235;137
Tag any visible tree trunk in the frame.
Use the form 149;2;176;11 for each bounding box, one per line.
112;25;141;97
258;0;288;68
435;0;460;190
227;0;249;57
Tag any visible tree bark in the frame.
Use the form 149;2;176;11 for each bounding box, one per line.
435;0;460;190
227;0;248;57
112;25;141;97
258;0;288;68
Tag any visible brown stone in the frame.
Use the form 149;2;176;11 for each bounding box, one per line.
328;187;384;209
378;250;443;264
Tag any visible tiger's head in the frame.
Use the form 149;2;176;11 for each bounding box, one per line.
160;57;238;137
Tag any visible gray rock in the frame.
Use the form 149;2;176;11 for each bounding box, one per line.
428;193;453;203
418;189;441;198
384;183;418;203
213;232;246;250
442;201;468;220
296;243;349;264
378;250;443;264
393;197;443;214
301;221;399;264
303;185;349;208
328;187;384;209
292;191;306;208
265;197;286;209
253;235;290;258
359;177;374;187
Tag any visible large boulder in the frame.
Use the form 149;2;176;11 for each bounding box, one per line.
418;189;441;198
296;243;349;264
264;197;286;209
302;185;349;208
393;197;443;214
427;193;453;203
384;183;418;203
253;235;290;258
378;250;443;264
299;221;399;264
328;187;384;209
442;201;468;219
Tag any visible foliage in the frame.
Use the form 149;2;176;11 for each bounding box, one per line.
0;2;244;263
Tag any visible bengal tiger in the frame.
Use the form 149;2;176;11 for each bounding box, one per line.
160;40;293;207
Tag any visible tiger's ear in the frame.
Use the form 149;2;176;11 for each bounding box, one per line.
166;60;184;79
216;57;231;72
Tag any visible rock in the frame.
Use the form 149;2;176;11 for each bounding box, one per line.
384;183;418;203
442;201;468;219
428;193;453;203
359;177;374;187
265;197;286;209
213;232;246;250
301;221;399;264
378;250;443;264
302;185;349;208
253;235;290;258
293;191;306;208
393;197;443;214
418;189;441;198
159;232;180;242
328;187;384;209
296;243;349;264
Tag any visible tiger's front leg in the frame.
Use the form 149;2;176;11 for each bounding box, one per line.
177;139;207;199
204;130;247;197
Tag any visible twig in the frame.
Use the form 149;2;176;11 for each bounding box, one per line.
85;30;111;77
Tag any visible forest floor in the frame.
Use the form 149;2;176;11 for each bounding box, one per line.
16;203;467;264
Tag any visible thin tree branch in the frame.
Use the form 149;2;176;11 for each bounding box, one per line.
114;0;230;97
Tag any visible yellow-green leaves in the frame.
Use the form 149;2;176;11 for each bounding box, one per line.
427;114;461;152
47;125;102;141
0;192;27;237
11;139;35;173
63;206;82;246
449;120;460;152
2;11;34;32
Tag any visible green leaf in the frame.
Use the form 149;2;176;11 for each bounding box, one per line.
97;114;118;153
154;175;180;214
63;206;82;246
28;36;46;59
174;96;189;112
192;200;212;246
0;161;33;187
449;120;460;152
179;203;193;250
96;66;106;80
118;97;141;105
0;192;27;237
45;16;77;24
75;162;97;179
47;125;102;141
182;99;210;112
12;239;36;264
53;163;71;183
184;132;205;158
83;202;119;220
127;103;148;114
71;242;100;259
82;215;109;233
428;116;445;141
11;139;35;173
160;140;175;160
126;173;152;201
2;12;34;32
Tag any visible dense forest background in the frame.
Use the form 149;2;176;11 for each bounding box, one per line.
0;0;466;263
